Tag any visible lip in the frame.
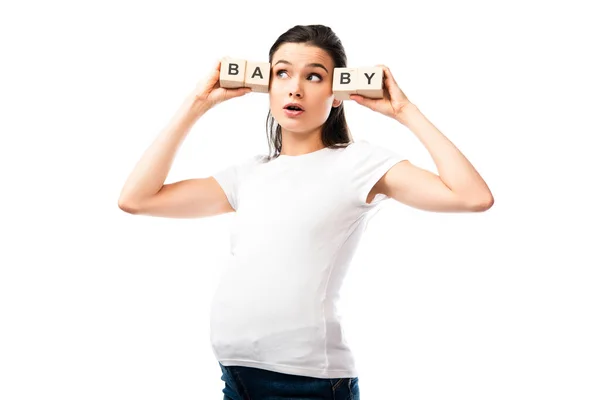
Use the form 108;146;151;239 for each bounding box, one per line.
283;102;305;111
283;103;305;118
283;109;305;118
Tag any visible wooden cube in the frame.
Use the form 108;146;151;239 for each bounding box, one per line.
332;67;357;100
244;61;270;93
356;66;384;99
219;58;246;89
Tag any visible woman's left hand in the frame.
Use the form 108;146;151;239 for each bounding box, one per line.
350;65;414;121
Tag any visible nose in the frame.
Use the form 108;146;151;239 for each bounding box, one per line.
288;78;303;99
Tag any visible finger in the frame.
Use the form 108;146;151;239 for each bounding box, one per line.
203;61;220;88
374;65;393;86
349;94;376;110
377;65;404;99
210;57;230;89
218;56;232;72
224;87;252;99
376;64;393;81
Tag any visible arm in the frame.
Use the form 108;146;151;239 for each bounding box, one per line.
378;103;494;212
117;94;210;209
118;59;251;217
351;65;494;213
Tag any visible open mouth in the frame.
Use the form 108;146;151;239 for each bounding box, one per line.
283;103;305;117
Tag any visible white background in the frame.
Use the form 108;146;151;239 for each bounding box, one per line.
1;0;598;399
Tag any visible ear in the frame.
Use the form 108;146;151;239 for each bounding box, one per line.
332;98;342;108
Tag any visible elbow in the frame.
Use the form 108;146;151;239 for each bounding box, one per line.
118;198;140;214
468;194;494;212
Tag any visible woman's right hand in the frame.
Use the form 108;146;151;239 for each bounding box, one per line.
191;59;252;111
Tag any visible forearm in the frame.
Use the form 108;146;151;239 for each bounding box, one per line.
118;95;210;205
396;104;493;201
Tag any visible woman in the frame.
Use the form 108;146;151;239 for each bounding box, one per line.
118;24;493;400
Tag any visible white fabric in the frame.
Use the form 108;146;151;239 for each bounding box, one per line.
209;139;405;379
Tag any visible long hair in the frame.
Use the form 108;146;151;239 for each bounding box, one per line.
265;24;353;160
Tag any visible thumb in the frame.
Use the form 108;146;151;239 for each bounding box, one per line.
223;86;252;100
350;94;376;110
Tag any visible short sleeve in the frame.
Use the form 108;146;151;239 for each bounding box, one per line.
211;155;263;211
346;140;406;207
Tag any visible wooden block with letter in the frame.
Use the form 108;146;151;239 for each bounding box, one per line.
244;61;270;93
332;67;357;101
356;66;384;99
219;58;246;89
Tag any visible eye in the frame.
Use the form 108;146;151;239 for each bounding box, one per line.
274;70;323;82
307;73;323;82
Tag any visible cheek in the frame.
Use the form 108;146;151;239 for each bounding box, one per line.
316;88;335;108
317;82;334;98
269;78;284;92
268;83;284;104
269;91;281;106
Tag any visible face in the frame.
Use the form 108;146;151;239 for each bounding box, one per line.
269;43;342;136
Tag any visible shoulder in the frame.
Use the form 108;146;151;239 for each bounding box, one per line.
334;139;369;159
345;139;389;153
238;153;269;169
340;139;401;162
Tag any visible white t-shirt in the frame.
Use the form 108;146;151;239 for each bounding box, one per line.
209;139;405;379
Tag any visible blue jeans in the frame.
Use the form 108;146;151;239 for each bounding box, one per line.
219;362;360;399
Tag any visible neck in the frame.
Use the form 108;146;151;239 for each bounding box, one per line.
279;128;325;156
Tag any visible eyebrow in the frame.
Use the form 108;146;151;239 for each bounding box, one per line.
273;59;329;74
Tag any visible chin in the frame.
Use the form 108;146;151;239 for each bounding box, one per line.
279;123;310;134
